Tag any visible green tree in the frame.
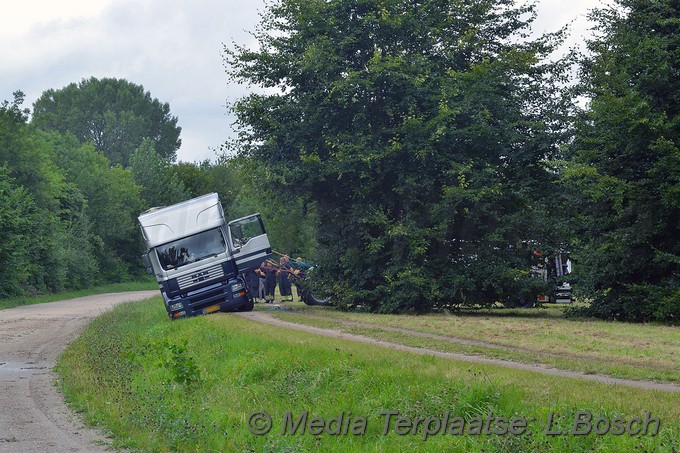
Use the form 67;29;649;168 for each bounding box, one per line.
53;184;101;289
564;0;680;322
225;0;568;311
0;93;104;293
0;166;38;297
202;157;244;215
0;92;66;211
225;156;318;258
32;77;181;166
1;91;149;294
173;161;214;197
51;132;145;281
129;138;190;208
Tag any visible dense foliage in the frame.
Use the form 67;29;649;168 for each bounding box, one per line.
0;87;316;299
0;92;141;295
2;0;678;322
129;138;190;207
564;0;680;322
32;77;181;166
224;155;318;258
225;0;570;312
0;166;37;297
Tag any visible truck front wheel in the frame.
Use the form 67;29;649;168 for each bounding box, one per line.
239;298;255;312
302;291;331;306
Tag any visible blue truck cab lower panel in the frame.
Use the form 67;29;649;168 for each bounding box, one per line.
160;260;252;319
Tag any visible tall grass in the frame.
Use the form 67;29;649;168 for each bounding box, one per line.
57;298;679;452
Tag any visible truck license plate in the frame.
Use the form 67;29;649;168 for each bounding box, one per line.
203;305;220;314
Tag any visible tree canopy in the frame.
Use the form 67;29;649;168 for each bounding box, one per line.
0;89;157;295
129;138;190;207
2;1;677;323
225;0;570;312
565;0;680;322
32;77;181;166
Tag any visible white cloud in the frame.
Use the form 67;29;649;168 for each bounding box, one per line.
1;0;603;163
1;0;115;36
1;0;263;162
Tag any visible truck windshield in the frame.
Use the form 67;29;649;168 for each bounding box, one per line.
156;228;226;271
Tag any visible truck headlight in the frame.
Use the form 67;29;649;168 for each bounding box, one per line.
170;302;184;311
231;282;244;292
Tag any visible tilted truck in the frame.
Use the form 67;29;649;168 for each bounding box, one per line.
138;193;272;319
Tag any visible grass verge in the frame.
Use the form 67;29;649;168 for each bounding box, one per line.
57;298;679;452
270;311;680;383
0;279;157;311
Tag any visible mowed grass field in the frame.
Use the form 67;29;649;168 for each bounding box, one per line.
270;302;680;383
57;297;680;452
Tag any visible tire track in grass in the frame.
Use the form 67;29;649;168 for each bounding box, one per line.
287;312;680;374
235;311;680;393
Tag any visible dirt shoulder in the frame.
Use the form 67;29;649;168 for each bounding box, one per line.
236;310;680;393
0;291;158;452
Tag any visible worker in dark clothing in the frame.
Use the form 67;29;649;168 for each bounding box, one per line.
278;255;294;302
264;259;277;303
245;269;260;303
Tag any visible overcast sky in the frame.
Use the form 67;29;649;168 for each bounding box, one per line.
2;0;602;163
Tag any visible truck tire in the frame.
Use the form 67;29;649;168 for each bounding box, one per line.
239;298;255;312
302;291;331;306
515;297;534;309
295;282;331;306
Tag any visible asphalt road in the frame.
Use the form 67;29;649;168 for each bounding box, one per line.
0;291;157;453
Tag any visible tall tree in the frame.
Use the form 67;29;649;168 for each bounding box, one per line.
224;155;318;258
173;161;214;198
0;94;103;293
0;92;65;211
225;0;569;311
32;77;181;166
173;159;241;210
129;138;190;208
564;0;680;322
52;133;146;280
0;166;37;297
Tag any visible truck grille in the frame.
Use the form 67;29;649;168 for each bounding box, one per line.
176;263;225;290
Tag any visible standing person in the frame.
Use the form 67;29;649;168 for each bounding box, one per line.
264;259;277;303
245;269;260;304
278;255;294;302
256;262;267;303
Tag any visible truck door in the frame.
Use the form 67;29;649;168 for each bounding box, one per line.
227;214;272;272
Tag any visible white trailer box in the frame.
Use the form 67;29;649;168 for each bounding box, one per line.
139;193;225;248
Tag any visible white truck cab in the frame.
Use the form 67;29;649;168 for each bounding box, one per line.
138;193;271;319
